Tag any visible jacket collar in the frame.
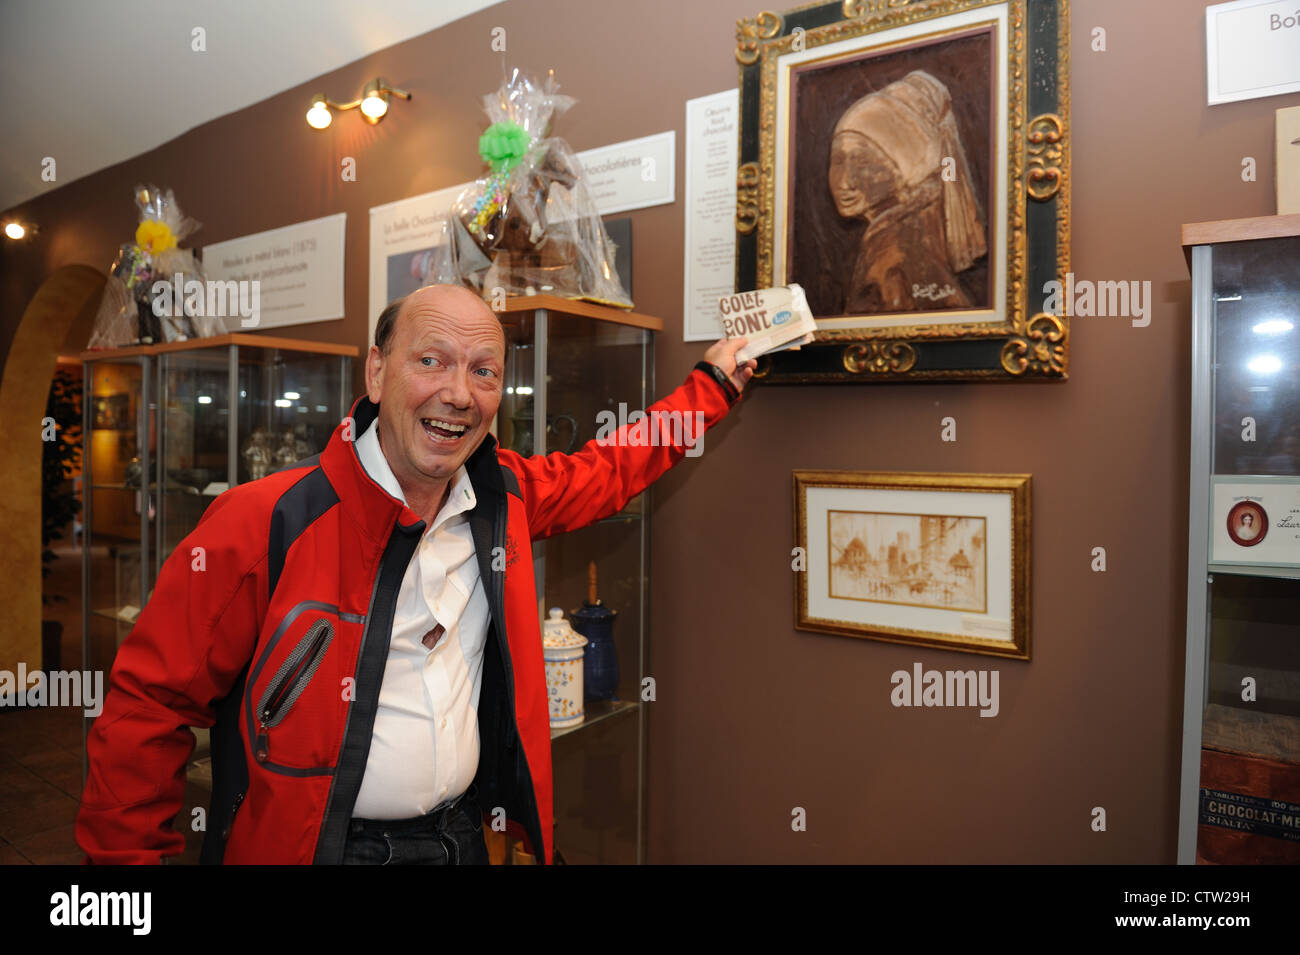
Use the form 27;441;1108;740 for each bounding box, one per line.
321;395;505;546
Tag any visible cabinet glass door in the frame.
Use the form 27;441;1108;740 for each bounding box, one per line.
158;348;231;570
540;313;650;865
1194;234;1300;864
499;313;538;457
84;355;153;666
236;347;342;483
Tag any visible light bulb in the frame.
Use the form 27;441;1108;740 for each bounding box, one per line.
306;97;332;129
360;93;388;120
4;222;26;240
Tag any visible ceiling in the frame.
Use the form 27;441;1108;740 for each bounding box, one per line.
0;0;502;213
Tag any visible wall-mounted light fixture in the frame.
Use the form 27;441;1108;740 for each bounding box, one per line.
306;77;411;129
3;220;36;240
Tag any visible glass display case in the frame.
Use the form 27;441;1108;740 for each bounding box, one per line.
498;295;660;864
1179;216;1300;865
80;333;355;861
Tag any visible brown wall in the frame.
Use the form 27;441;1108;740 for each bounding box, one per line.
3;0;1297;862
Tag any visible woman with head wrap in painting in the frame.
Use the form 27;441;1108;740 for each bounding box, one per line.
828;70;987;315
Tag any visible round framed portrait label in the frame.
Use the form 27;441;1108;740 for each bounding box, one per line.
1226;500;1268;547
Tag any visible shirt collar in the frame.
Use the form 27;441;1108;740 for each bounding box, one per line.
355;418;477;532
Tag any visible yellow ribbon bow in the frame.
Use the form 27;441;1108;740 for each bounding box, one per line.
135;219;177;257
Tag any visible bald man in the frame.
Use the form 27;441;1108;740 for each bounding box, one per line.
77;285;754;866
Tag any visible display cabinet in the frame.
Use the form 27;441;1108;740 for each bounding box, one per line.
80;334;355;859
1179;215;1300;865
497;295;660;864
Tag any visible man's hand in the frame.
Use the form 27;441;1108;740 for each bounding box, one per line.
703;337;758;392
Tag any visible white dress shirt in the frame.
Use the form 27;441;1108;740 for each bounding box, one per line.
350;418;491;819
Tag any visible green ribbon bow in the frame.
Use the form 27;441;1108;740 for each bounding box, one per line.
478;120;532;174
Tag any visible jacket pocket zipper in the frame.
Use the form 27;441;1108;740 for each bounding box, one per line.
254;618;335;763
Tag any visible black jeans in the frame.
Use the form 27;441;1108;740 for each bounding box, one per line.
342;784;488;865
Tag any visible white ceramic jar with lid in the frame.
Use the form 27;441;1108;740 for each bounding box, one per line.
542;607;588;728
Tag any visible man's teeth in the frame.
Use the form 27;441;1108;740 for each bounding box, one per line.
423;418;468;435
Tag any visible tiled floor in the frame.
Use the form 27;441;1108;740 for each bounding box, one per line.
0;704;84;864
1;539;86;864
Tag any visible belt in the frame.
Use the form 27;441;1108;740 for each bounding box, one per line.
348;783;479;836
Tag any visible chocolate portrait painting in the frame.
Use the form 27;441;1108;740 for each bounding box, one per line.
735;0;1071;383
789;30;993;321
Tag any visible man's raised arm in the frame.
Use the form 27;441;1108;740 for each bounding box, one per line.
500;338;755;540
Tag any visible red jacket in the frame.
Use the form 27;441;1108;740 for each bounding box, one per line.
76;364;740;864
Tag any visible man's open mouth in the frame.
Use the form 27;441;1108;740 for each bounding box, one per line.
422;418;469;442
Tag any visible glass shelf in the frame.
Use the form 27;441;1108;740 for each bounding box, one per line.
91;607;141;623
551;699;639;741
92;483;217;495
596;495;644;524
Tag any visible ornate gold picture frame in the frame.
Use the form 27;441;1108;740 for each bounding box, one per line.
736;0;1070;382
794;471;1031;659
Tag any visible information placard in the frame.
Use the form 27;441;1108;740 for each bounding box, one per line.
575;131;676;216
683;90;739;342
1206;0;1300;105
201;213;346;331
367;185;466;346
1211;476;1300;567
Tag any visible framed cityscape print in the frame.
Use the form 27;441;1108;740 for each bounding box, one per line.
794;471;1031;658
735;0;1070;382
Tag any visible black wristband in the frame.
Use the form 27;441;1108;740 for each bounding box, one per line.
694;360;741;404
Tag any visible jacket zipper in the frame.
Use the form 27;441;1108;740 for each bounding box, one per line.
491;495;530;815
491;495;517;751
255;618;335;763
312;529;414;862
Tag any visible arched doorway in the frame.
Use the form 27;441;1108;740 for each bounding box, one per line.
0;264;106;671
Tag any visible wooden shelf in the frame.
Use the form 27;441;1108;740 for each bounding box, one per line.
80;333;359;362
1203;702;1300;765
498;294;664;332
1181;213;1300;269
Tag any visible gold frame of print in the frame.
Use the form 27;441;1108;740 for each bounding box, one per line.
794;470;1031;659
735;0;1070;383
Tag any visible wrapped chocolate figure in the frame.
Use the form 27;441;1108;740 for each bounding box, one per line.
452;69;631;308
